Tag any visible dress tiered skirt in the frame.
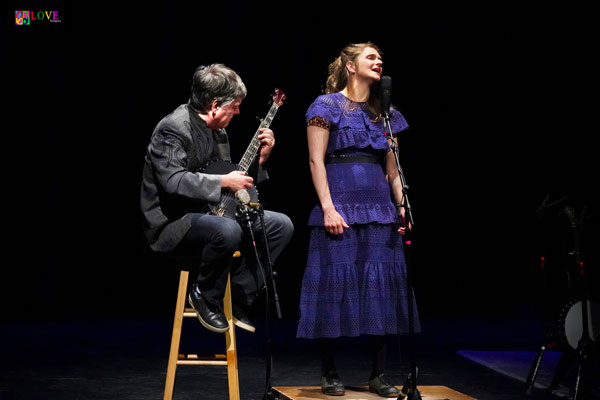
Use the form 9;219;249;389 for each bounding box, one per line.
297;152;420;339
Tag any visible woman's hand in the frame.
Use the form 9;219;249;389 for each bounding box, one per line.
323;206;349;235
397;207;411;234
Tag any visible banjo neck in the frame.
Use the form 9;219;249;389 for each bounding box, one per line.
238;88;286;172
207;88;286;218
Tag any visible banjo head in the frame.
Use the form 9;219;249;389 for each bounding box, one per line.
560;299;599;350
200;160;259;218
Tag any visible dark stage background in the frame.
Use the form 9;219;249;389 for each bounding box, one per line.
2;3;598;325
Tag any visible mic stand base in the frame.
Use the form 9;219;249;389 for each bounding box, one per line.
401;367;421;400
405;391;423;400
403;390;423;400
262;390;280;400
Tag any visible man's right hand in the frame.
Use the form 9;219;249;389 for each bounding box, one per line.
221;170;253;192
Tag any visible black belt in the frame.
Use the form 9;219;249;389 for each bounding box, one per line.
325;154;383;165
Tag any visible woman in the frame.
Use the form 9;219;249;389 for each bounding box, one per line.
296;42;420;397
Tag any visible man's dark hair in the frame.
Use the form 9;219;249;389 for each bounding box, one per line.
189;63;247;113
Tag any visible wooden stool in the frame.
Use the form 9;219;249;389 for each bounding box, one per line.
163;252;241;400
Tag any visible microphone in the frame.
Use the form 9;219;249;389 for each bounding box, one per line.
236;189;251;205
380;75;392;118
236;189;260;208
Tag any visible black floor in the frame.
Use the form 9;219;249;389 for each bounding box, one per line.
1;316;598;400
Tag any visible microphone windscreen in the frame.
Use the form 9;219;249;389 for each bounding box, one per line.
380;75;392;116
236;189;251;205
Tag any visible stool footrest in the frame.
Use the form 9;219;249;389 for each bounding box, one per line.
177;353;227;366
177;360;228;366
178;354;226;360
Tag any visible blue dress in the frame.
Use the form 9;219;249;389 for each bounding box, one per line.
296;92;421;338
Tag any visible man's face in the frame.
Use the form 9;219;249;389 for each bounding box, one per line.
209;97;243;129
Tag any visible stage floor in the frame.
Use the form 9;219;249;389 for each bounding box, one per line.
1;316;598;399
274;385;476;399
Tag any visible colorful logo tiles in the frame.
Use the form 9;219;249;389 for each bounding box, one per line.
15;10;61;25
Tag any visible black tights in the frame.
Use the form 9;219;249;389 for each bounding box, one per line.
320;335;387;379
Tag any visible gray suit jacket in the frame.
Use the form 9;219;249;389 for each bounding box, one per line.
140;104;266;252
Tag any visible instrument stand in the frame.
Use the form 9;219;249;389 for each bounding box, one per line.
235;202;282;400
525;202;598;400
382;115;420;400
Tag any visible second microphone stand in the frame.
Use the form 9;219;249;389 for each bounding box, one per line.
382;114;420;400
235;201;282;400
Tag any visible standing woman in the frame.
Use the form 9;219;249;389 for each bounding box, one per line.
296;42;420;397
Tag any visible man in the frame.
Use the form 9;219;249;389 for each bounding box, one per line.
140;64;293;333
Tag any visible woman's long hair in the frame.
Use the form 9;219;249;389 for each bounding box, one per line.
325;42;382;117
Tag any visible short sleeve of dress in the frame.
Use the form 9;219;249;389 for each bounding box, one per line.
306;96;338;130
390;108;409;136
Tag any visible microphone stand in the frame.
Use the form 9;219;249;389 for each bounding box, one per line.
235;201;282;400
382;113;420;400
555;205;593;400
525;200;597;399
257;203;283;400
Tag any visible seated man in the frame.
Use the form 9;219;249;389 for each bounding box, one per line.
140;63;293;333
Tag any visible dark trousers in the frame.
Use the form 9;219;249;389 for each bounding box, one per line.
174;210;293;308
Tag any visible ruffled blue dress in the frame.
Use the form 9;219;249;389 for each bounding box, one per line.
296;92;421;338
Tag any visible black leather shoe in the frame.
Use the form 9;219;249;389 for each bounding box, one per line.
187;284;229;333
321;371;345;396
369;374;401;398
232;303;255;333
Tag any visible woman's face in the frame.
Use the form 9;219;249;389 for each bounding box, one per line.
350;46;383;83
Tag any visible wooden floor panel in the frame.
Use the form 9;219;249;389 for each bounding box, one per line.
273;385;476;400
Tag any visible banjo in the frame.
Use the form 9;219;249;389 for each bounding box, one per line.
558;206;599;350
201;88;286;218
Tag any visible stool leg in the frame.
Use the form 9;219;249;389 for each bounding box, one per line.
164;270;189;400
223;274;240;400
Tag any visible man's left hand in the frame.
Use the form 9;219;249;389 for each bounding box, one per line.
258;128;275;164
